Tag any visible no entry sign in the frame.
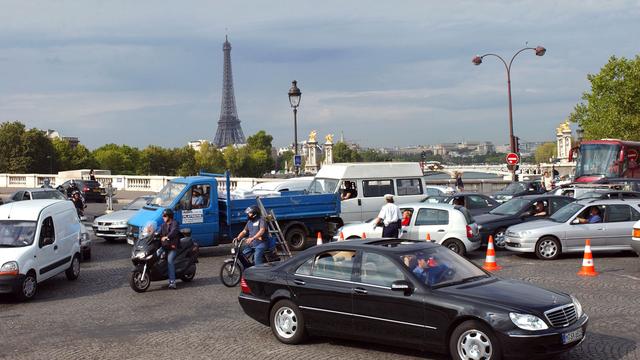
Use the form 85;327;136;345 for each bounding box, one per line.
506;152;520;165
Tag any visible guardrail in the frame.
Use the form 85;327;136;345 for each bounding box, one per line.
424;178;512;194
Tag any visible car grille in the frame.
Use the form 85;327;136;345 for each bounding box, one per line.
544;304;577;327
98;221;113;226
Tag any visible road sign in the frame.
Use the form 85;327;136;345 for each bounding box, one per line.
294;155;302;167
506;152;520;165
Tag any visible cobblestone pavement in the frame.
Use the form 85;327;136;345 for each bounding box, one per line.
1;202;640;359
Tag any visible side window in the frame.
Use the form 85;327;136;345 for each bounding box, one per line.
23;192;31;200
415;208;449;226
360;252;405;287
467;195;489;209
605;205;633;222
632;206;640;221
38;216;55;247
12;191;23;201
190;185;211;209
298;250;356;281
178;188;192;210
396;178;423;196
362;180;394;198
550;198;572;213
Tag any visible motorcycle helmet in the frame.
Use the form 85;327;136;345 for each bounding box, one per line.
72;190;81;197
245;205;260;220
162;208;174;219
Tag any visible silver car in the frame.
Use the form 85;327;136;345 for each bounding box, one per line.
92;196;152;241
505;199;640;260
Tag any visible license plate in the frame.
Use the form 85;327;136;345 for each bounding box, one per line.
127;238;134;245
562;328;583;344
98;226;109;231
94;189;101;192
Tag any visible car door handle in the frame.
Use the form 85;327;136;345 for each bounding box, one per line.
437;229;445;232
293;279;306;286
354;287;368;295
596;228;605;231
357;199;362;206
54;245;58;250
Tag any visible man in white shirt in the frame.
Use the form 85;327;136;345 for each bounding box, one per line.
372;194;402;238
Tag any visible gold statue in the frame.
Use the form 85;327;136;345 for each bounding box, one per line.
557;120;571;135
325;134;333;144
308;130;317;142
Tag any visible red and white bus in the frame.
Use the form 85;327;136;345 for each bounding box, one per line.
572;139;640;182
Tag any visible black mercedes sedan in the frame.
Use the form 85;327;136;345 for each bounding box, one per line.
239;239;588;360
475;195;575;247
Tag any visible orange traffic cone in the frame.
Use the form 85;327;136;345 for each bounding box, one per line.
361;232;367;239
577;239;598;277
339;231;345;241
482;235;502;271
426;233;431;242
316;232;323;246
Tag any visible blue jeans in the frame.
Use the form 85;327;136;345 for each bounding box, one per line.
242;242;266;266
156;248;177;282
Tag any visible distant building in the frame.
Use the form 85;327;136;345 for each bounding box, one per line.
188;139;210;152
44;129;79;149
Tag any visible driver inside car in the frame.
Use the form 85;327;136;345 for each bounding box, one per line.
412;253;450;286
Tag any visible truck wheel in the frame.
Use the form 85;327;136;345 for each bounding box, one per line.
285;227;307;251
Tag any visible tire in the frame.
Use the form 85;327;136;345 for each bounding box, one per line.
285;227;307;251
493;228;507;249
270;299;306;344
181;267;196;282
65;254;80;280
535;236;561;260
129;269;151;293
443;238;466;257
449;320;502;360
220;260;243;287
81;248;91;261
14;271;37;301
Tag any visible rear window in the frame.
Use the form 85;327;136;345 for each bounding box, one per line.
456;207;475;224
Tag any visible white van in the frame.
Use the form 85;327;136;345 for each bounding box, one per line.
0;200;82;300
252;177;315;195
308;163;426;223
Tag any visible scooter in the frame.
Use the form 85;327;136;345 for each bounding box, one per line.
219;237;279;287
129;227;199;292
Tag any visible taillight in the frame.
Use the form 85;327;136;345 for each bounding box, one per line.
466;225;473;239
633;228;640;238
83;186;90;192
240;277;251;294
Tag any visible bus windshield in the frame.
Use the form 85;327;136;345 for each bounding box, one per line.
575;143;621;178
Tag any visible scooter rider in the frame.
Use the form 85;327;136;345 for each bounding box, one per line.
233;206;268;266
71;191;86;217
157;209;181;289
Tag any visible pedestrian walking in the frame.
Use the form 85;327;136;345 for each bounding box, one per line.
455;172;464;192
372;194;402;238
89;169;96;181
542;171;553;190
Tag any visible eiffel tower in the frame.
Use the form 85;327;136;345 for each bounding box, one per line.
214;36;246;147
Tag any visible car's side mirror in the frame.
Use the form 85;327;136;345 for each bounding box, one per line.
43;237;54;246
391;280;414;295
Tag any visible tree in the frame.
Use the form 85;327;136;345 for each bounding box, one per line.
195;142;226;173
534;142;557;164
333;142;361;163
22;129;56;173
245;131;275;175
0;122;29;173
570;55;640;140
93;144;141;174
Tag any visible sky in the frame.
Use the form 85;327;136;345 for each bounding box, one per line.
0;0;638;150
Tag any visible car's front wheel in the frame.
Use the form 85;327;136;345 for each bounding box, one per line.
270;299;306;344
449;320;502;360
14;271;37;301
493;228;507;248
535;236;561;260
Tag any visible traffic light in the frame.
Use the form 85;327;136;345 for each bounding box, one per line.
512;135;520;154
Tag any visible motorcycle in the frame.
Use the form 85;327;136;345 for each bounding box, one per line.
129;223;199;292
219;237;279;287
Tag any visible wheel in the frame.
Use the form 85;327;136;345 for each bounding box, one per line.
535;236;561;260
285;227;307;251
220;260;242;287
81;248;91;261
129;269;151;293
65;254;80;280
14;271;37;301
443;238;466;256
181;268;196;282
493;228;507;248
270;299;306;344
449;320;502;360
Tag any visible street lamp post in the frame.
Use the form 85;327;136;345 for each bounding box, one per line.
472;45;546;181
288;80;302;176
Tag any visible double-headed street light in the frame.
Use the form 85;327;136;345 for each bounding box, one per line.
288;80;302;176
472;45;546;181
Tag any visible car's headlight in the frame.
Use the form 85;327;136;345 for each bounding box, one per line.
0;261;19;275
571;295;583;318
92;219;98;226
509;312;549;331
135;252;147;259
116;220;128;226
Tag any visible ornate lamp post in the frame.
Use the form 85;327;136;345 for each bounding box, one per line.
472;45;546;181
288;80;302;176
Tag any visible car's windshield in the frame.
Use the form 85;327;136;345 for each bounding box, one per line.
32;191;66;200
307;178;340;194
0;221;37;247
575;143;621;178
149;182;186;207
125;197;151;210
489;198;529;216
400;246;487;288
576;191;605;200
550;203;583;223
501;182;527;194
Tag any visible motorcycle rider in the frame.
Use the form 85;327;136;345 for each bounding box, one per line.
71;191;86;217
157;209;181;289
233;206;268;266
68;180;79;197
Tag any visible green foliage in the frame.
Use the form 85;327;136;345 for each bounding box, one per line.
570;55;640;140
333;142;362;162
93;144;140;175
52;139;98;171
534;142;557;164
195;142;225;173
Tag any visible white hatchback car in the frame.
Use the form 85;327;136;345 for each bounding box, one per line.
333;203;481;256
0;200;82;300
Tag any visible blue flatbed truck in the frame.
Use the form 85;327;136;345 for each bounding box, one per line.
126;172;342;250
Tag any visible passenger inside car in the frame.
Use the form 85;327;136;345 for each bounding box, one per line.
341;181;357;201
533;201;547;217
452;197;464;206
409;253;450;286
401;209;413;226
578;206;603;224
